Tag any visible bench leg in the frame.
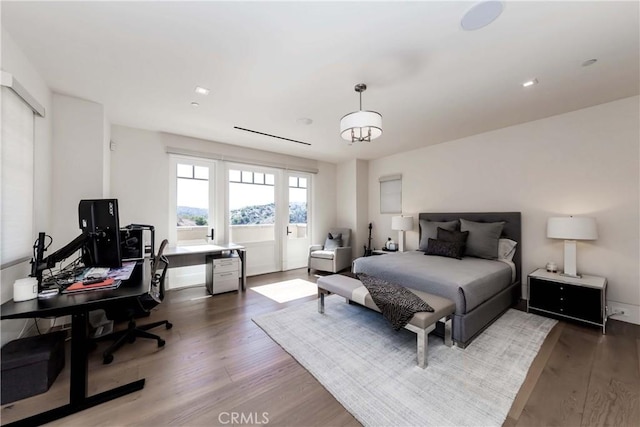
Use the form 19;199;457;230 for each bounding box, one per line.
318;291;325;314
405;324;435;369
444;316;453;347
416;328;428;368
318;289;330;314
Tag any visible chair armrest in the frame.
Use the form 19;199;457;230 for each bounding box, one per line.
333;246;353;272
309;244;323;254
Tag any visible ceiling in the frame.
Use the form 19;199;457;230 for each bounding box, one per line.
2;1;638;164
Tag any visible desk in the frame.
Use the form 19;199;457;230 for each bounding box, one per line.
163;243;246;291
0;260;150;427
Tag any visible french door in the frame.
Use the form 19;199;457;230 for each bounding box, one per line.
283;172;311;270
227;164;280;276
168;156;311;284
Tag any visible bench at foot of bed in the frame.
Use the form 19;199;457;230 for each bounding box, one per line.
317;274;455;368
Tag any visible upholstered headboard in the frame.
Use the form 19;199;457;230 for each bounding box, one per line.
419;212;522;285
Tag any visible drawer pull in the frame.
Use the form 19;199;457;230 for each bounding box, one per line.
220;272;234;277
560;308;564;312
560;286;563;290
560;297;564;301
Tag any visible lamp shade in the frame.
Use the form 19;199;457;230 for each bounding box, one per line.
392;215;414;231
340;111;383;142
547;217;598;240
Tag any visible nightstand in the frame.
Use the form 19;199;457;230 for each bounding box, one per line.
527;268;607;333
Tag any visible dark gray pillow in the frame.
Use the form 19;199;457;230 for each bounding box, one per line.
418;220;458;251
324;232;343;250
437;227;469;245
425;238;464;259
460;219;505;259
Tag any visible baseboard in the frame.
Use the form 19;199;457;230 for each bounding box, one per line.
607;300;640;325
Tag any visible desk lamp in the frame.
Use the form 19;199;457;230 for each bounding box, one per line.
391;215;413;252
547;216;598;278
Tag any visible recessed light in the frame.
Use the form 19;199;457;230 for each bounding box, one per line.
582;59;598;67
522;79;538;88
461;1;504;31
296;118;313;125
190;102;200;107
194;86;210;96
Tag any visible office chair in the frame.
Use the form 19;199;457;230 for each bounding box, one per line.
101;239;173;364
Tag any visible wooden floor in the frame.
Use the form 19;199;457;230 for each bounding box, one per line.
1;269;638;426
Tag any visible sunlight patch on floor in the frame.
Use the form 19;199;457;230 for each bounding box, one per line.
250;279;317;303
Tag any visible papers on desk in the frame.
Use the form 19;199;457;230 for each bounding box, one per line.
83;267;110;279
62;278;122;294
107;261;137;281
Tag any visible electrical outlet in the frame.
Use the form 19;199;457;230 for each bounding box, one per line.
609;304;628;317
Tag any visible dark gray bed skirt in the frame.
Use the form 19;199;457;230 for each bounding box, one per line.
435;280;521;348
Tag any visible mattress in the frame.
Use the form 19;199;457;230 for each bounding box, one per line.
352;251;513;314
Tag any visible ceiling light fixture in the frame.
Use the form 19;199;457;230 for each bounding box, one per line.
194;86;210;95
340;83;382;144
522;79;538;88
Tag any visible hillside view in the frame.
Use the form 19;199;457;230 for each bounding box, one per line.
177;202;306;226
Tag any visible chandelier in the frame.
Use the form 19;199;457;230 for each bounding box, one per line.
340;83;382;144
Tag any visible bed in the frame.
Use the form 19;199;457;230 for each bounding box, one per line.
352;212;521;347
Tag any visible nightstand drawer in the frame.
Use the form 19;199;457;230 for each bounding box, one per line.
563;285;602;323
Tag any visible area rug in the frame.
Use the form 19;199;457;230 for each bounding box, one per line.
253;295;557;427
250;278;317;303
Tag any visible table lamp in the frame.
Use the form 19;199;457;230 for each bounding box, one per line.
391;215;413;252
546;216;598;278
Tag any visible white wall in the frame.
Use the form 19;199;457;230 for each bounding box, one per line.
336;160;357;260
355;159;369;258
0;29;53;344
367;96;640;323
311;161;337;245
51;94;109;248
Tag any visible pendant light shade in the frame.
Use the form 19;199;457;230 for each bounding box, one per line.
340;83;382;143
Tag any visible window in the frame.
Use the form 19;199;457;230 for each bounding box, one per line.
1;86;36;267
176;163;210;227
229;169;275;226
379;174;402;214
288;176;307;225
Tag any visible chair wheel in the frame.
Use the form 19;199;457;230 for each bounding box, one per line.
103;354;114;365
166;322;173;330
158;339;165;347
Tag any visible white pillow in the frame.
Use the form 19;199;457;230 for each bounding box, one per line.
498;238;517;261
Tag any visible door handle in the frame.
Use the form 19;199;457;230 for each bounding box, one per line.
206;228;215;240
286;226;292;235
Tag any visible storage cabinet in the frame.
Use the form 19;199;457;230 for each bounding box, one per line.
527;268;607;333
206;255;240;295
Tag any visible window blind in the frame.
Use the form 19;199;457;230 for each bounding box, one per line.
379;174;402;214
1;86;35;268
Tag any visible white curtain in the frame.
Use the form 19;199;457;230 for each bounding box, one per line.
1;86;35;267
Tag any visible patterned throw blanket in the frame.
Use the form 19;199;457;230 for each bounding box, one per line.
357;274;434;330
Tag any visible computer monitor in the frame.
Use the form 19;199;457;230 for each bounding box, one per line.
78;199;122;268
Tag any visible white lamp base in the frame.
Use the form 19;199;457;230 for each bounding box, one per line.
560;239;581;278
398;231;406;252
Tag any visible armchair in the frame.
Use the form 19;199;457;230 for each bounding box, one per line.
308;228;352;274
